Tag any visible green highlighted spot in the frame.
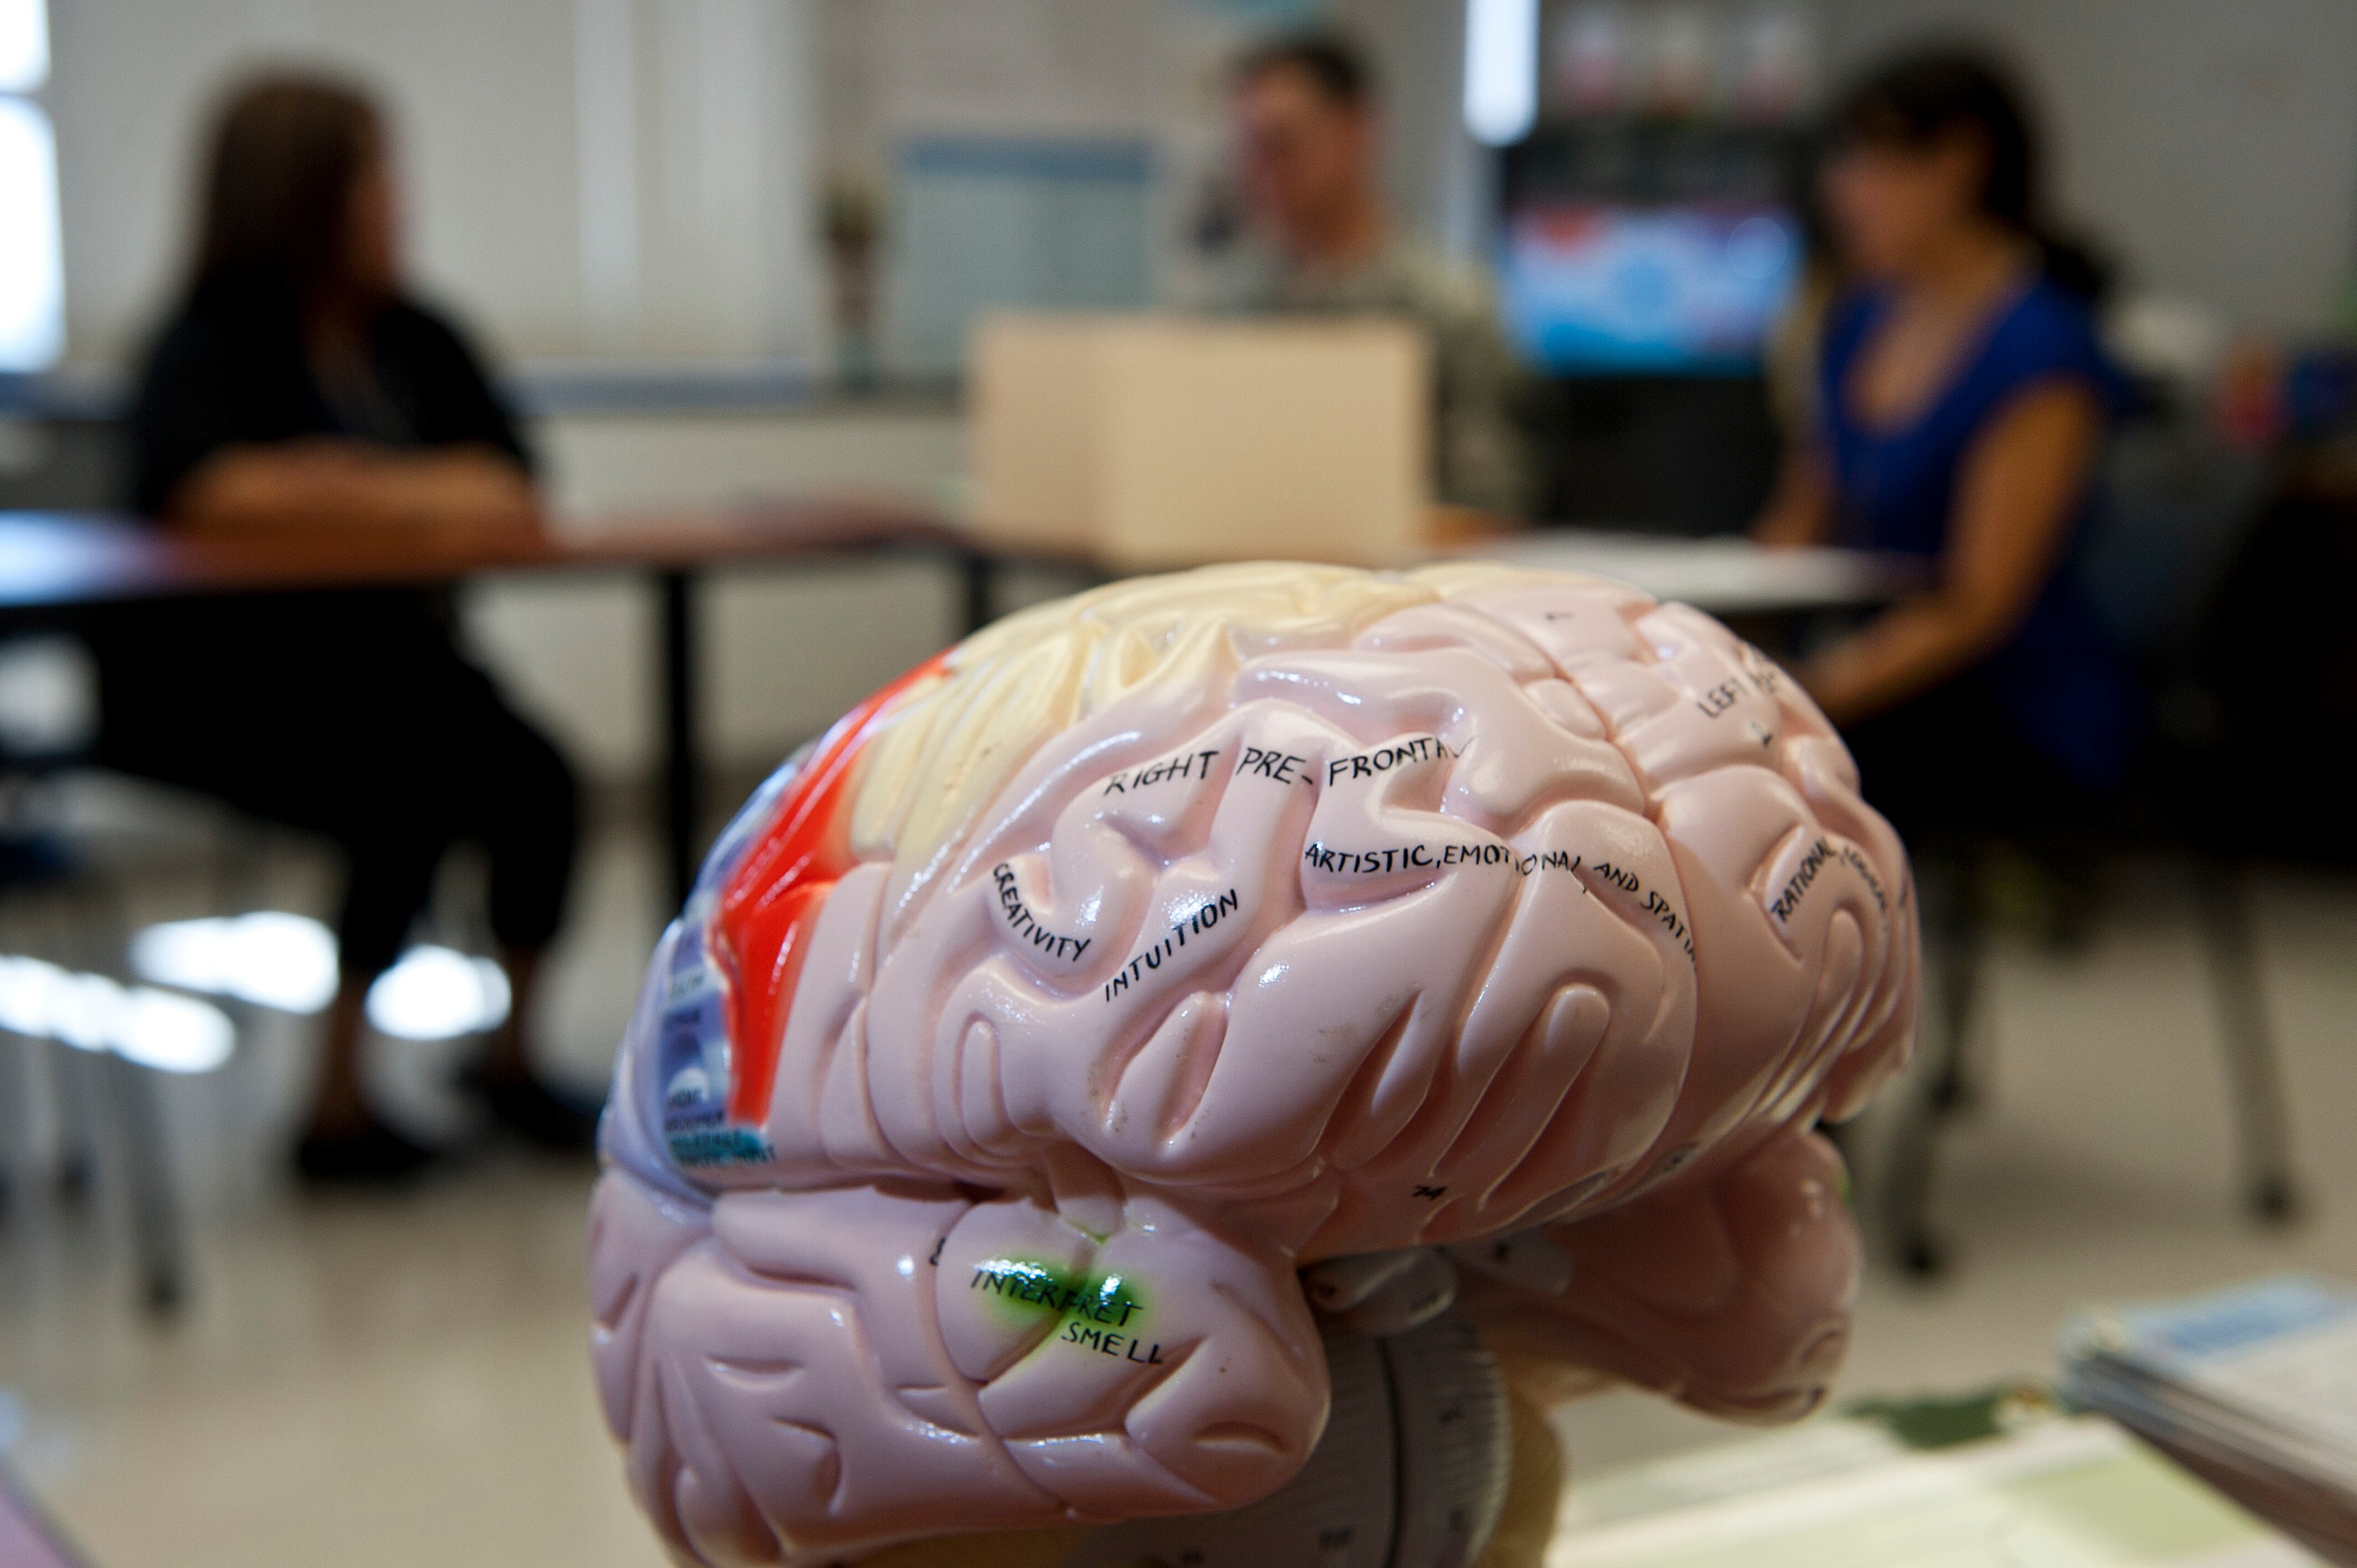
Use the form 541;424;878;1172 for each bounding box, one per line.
969;1257;1164;1365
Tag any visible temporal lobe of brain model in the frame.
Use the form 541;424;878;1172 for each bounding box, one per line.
589;563;1918;1565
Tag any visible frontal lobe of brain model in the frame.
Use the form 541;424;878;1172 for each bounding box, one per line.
589;563;1917;1566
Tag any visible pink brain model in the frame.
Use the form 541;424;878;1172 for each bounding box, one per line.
589;562;1918;1565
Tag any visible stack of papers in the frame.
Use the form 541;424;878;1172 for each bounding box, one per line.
1549;1395;2312;1567
2061;1275;2357;1564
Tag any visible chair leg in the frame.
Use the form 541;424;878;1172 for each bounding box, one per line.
2190;857;2298;1223
1882;1056;1959;1278
71;862;197;1312
49;1039;100;1203
101;1053;187;1316
0;1037;17;1221
211;822;279;955
1927;859;1987;1116
1882;847;1984;1278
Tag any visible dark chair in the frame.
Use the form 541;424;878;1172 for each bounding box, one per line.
1879;420;2301;1275
1880;843;2297;1276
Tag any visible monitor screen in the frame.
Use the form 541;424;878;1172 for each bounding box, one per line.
1500;203;1801;374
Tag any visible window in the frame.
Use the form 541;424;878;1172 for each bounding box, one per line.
0;0;62;372
1464;0;1538;147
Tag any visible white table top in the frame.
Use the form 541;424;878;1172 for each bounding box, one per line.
1434;529;1924;617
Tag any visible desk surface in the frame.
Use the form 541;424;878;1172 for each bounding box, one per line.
975;524;1919;618
1432;528;1926;616
0;504;958;611
3;510;1918;620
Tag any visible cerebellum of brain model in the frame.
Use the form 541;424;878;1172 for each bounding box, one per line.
588;561;1918;1566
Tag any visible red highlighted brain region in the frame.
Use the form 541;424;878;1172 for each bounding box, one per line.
590;563;1918;1565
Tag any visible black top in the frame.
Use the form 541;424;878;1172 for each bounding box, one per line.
127;285;532;515
92;289;533;770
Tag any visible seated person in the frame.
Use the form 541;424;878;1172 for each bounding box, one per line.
1753;49;2137;845
101;74;587;1182
1212;30;1533;519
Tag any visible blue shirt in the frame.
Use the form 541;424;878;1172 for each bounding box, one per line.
1820;275;2139;789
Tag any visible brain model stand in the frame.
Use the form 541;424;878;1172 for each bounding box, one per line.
589;563;1919;1567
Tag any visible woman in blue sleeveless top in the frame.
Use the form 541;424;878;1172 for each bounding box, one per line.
1755;50;2137;840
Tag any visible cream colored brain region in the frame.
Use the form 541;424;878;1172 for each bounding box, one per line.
589;562;1918;1565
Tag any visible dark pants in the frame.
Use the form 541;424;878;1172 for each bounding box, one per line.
91;591;578;978
1839;676;2098;852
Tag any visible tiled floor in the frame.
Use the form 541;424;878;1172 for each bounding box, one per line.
3;817;2352;1567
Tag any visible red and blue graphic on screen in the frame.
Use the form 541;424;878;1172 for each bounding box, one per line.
1501;203;1800;374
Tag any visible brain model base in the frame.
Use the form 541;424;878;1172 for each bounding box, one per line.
589;562;1919;1567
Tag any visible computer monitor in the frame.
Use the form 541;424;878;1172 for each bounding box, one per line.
1500;202;1802;375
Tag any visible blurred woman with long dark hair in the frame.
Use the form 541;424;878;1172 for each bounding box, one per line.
1754;48;2136;840
104;75;588;1182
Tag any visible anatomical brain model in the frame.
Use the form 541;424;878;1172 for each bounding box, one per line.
590;563;1918;1567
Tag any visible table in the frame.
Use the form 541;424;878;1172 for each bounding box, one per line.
1426;525;1928;617
975;522;1923;622
1;505;985;905
5;510;1922;903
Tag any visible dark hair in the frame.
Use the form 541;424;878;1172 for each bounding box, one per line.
1232;29;1376;110
186;73;383;308
1830;45;2109;302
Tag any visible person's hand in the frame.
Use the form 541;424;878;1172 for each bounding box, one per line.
378;448;542;541
169;440;543;542
1750;447;1831;550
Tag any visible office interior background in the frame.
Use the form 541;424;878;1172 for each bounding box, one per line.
4;1;2357;1564
8;0;2348;775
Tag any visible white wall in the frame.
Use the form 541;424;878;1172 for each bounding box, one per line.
812;0;1243;318
462;555;969;787
47;0;824;366
1819;0;2357;332
1332;0;1486;259
465;404;967;781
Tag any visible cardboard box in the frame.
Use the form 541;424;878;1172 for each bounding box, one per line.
971;313;1432;569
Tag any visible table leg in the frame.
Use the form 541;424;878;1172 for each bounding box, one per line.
958;548;995;637
657;568;701;910
103;1053;185;1316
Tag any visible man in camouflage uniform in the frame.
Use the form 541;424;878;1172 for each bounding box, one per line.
1212;30;1533;520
